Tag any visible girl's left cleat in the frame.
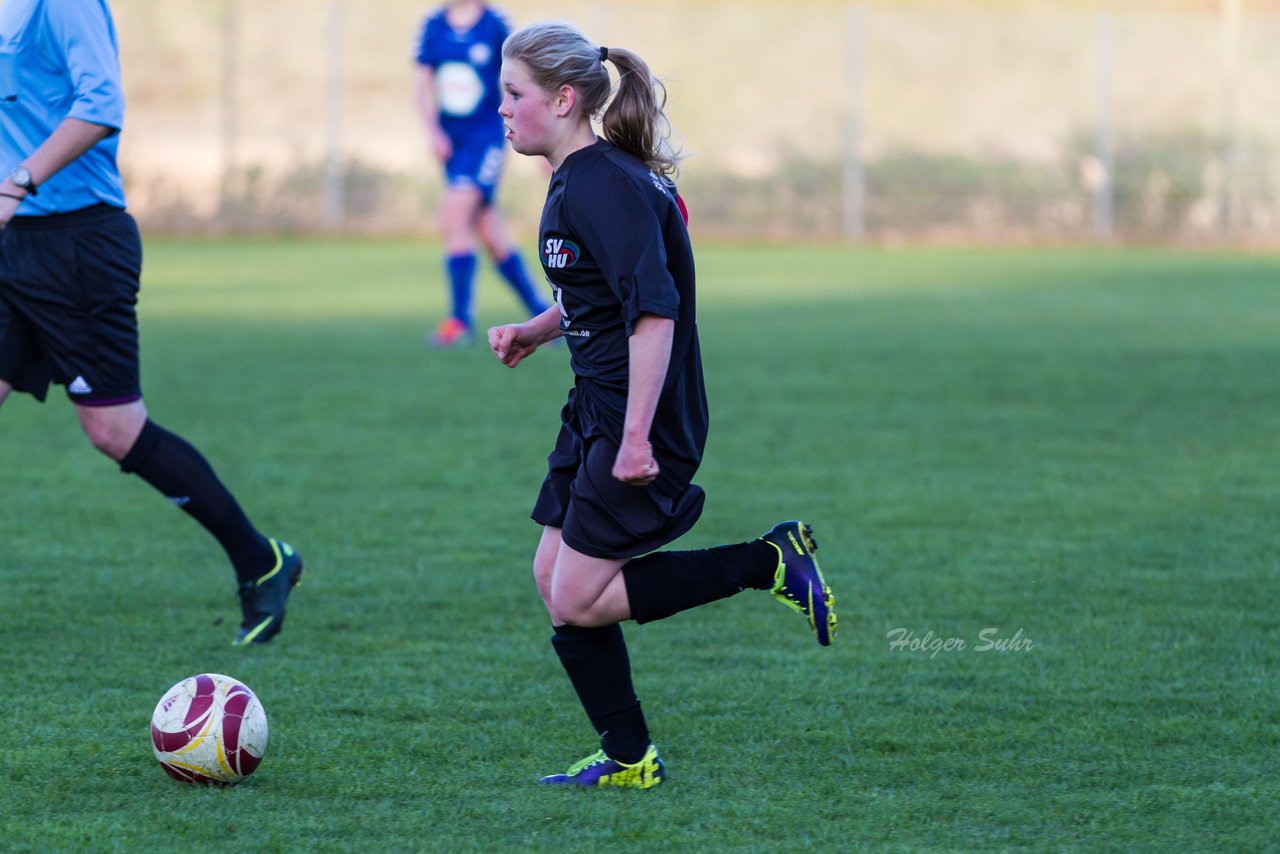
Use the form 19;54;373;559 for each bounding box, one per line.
538;744;665;789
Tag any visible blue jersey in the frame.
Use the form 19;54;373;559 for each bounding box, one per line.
0;0;126;215
414;5;508;146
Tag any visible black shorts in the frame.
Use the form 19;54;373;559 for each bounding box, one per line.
0;205;143;406
531;388;705;560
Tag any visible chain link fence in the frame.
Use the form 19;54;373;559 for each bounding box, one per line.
111;0;1280;243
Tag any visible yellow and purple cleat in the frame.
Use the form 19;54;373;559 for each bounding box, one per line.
761;521;837;646
538;744;665;789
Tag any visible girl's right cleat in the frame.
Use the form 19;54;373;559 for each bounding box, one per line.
761;521;837;646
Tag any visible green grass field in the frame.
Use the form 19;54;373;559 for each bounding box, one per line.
1;240;1277;852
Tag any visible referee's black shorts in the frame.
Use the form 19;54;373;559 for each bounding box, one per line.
532;387;705;560
0;204;143;406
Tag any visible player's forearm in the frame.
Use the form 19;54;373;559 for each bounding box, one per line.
525;305;563;344
413;67;442;128
623;315;674;442
7;118;114;191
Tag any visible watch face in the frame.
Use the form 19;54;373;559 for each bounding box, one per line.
10;167;34;193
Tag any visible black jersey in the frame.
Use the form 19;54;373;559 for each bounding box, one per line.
539;138;708;469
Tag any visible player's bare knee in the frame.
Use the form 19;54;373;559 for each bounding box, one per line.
551;605;586;627
550;598;608;629
532;560;554;605
481;232;507;260
532;553;553;583
85;429;126;460
81;420;132;461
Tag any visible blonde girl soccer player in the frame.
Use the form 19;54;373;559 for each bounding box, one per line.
487;21;837;788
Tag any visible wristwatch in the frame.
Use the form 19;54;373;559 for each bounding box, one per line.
9;166;37;196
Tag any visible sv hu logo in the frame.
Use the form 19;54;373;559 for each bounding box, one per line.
542;237;580;269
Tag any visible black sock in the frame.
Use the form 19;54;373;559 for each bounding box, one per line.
622;540;778;624
119;420;271;582
551;623;650;764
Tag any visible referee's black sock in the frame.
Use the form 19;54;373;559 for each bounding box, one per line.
119;420;272;583
551;623;650;765
623;540;778;624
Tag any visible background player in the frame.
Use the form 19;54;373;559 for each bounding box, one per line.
488;21;838;789
0;0;302;646
414;0;549;347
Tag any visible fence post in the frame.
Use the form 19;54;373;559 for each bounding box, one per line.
843;5;866;241
1094;12;1115;241
1220;0;1242;235
323;0;347;229
219;0;240;214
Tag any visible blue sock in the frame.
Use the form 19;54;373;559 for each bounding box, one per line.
496;253;550;317
446;253;477;328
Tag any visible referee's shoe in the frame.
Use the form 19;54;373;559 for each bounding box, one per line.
232;539;304;646
762;521;837;646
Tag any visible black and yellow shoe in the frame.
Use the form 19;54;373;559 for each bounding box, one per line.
761;521;836;646
232;539;303;646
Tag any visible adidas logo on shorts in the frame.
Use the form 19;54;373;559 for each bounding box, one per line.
68;376;94;395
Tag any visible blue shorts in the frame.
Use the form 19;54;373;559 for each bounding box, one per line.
0;205;143;406
444;141;506;205
531;388;705;560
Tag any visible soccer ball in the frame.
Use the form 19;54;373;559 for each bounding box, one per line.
150;673;268;785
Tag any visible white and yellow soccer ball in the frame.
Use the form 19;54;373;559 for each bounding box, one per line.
150;673;268;785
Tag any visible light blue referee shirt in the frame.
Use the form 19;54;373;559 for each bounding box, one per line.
0;0;126;215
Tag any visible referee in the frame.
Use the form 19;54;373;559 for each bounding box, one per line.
0;0;302;645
